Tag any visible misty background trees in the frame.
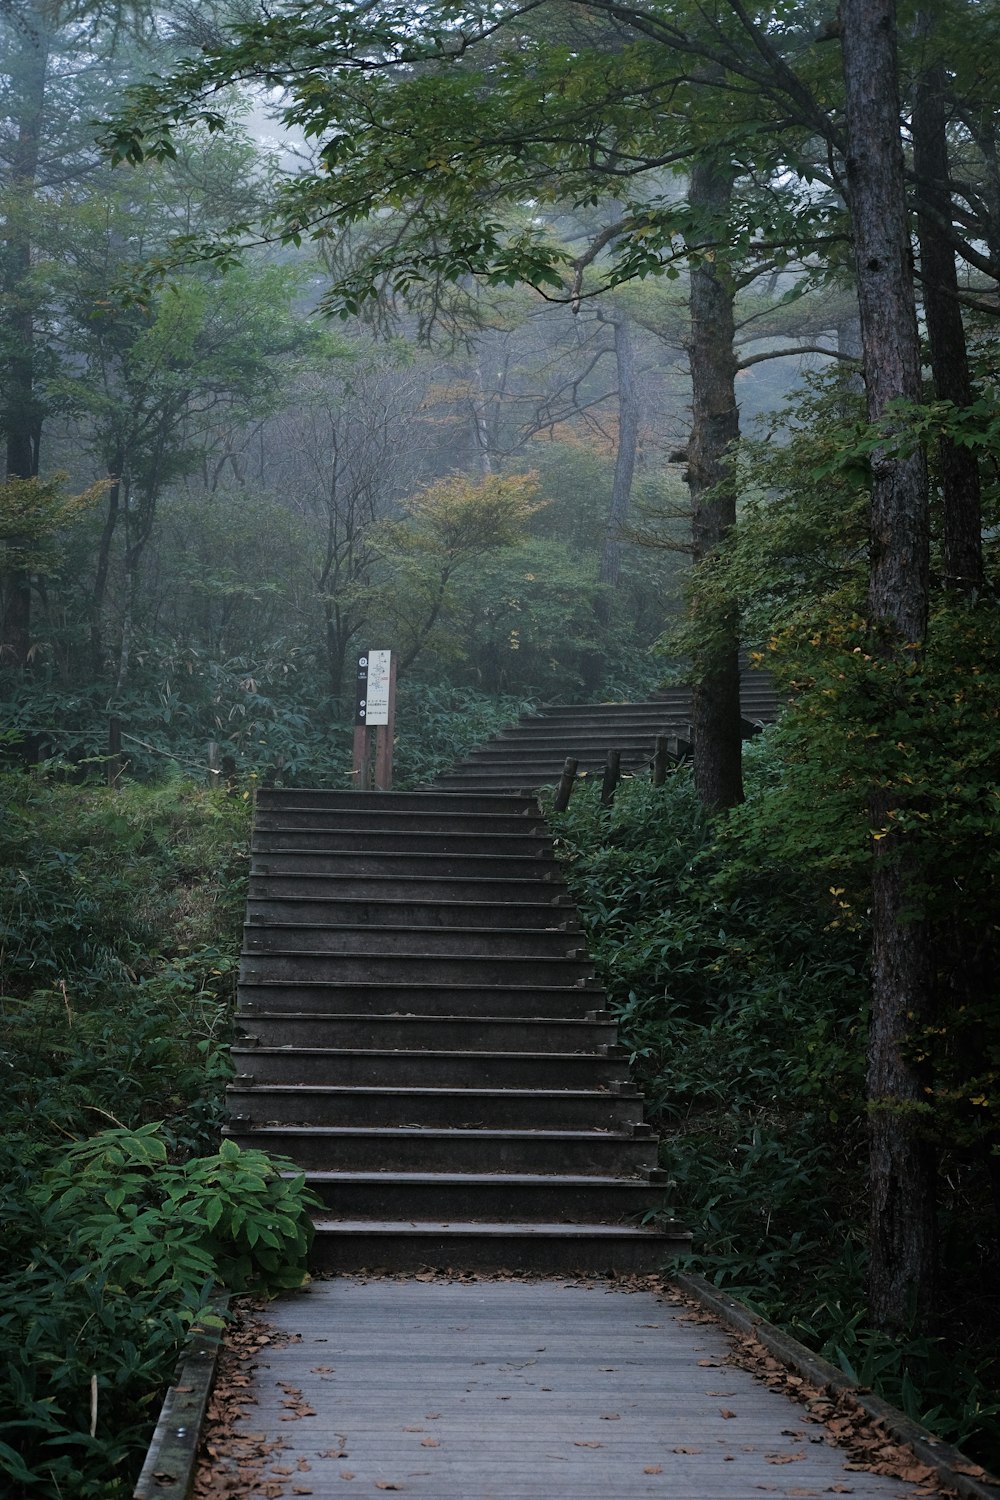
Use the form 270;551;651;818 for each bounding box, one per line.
3;0;1000;1492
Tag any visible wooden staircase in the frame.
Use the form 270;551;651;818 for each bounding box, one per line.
433;677;780;793
229;788;690;1273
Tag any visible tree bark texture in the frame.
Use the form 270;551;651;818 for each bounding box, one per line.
912;45;984;591
841;0;936;1334
0;10;50;670
687;159;743;812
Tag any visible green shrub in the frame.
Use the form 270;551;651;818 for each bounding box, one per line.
0;1126;318;1500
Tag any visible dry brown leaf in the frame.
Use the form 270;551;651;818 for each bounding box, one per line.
374;1483;402;1492
402;1426;423;1433
643;1466;664;1475
319;1448;348;1459
291;1489;313;1496
599;1412;621;1421
766;1452;806;1465
339;1472;355;1481
420;1438;440;1448
673;1447;702;1454
719;1408;737;1419
574;1441;603;1449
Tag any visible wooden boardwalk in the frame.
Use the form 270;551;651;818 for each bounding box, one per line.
200;1277;942;1499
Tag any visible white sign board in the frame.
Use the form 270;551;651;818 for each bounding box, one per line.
364;649;392;726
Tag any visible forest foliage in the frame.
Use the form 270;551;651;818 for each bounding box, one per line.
3;0;1000;1493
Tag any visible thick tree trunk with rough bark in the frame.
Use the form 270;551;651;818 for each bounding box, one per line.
841;0;936;1335
912;44;984;591
687;159;743;812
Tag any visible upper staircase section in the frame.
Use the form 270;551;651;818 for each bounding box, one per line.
432;676;779;793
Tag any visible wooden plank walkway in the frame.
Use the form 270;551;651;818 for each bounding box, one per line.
198;1277;943;1499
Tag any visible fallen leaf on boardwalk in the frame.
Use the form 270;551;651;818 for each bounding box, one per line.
766;1452;806;1464
574;1441;603;1449
310;1366;334;1373
697;1359;720;1367
673;1447;702;1455
719;1408;737;1419
297;1460;311;1472
291;1488;313;1495
402;1426;423;1433
826;1487;853;1493
643;1466;664;1474
270;1466;293;1477
319;1448;348;1459
599;1412;621;1421
339;1471;355;1480
424;1413;442;1420
420;1438;440;1448
374;1483;402;1491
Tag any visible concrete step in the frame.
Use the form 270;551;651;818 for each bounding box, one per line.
230;1046;627;1090
237;1012;617;1050
242;923;588;959
245;896;579;930
308;1219;690;1275
301;1169;669;1221
251;851;560;879
253;828;554;855
247;873;569;903
239;952;594;985
226;1123;658;1174
237;981;605;1018
227;1084;644;1129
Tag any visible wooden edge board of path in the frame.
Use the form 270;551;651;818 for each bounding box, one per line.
135;1272;1000;1500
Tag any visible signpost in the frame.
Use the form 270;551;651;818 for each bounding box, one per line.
353;649;396;790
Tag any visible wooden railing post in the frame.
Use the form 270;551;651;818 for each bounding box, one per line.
601;749;621;807
553;757;578;813
652;736;669;786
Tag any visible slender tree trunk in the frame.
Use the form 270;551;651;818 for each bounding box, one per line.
597;310;639;604
582;308;640;691
841;0;936;1334
90;451;125;677
912;42;984;591
0;10;50;669
687;159;743;811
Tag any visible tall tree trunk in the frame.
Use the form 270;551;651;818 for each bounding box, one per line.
687;159;743;811
597;309;639;606
0;9;50;669
582;307;640;692
90;451;125;677
912;41;984;591
841;0;936;1334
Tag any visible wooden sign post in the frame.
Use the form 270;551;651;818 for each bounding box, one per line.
353;649;396;791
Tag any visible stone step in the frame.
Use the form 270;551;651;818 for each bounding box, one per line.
301;1169;669;1221
237;1012;617;1050
237;980;605;1019
247;873;569;903
307;1219;690;1275
253;828;554;855
226;1124;657;1174
251;850;562;879
246;895;577;929
230;1046;627;1090
239;952;594;985
242;922;588;959
227;1084;643;1129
